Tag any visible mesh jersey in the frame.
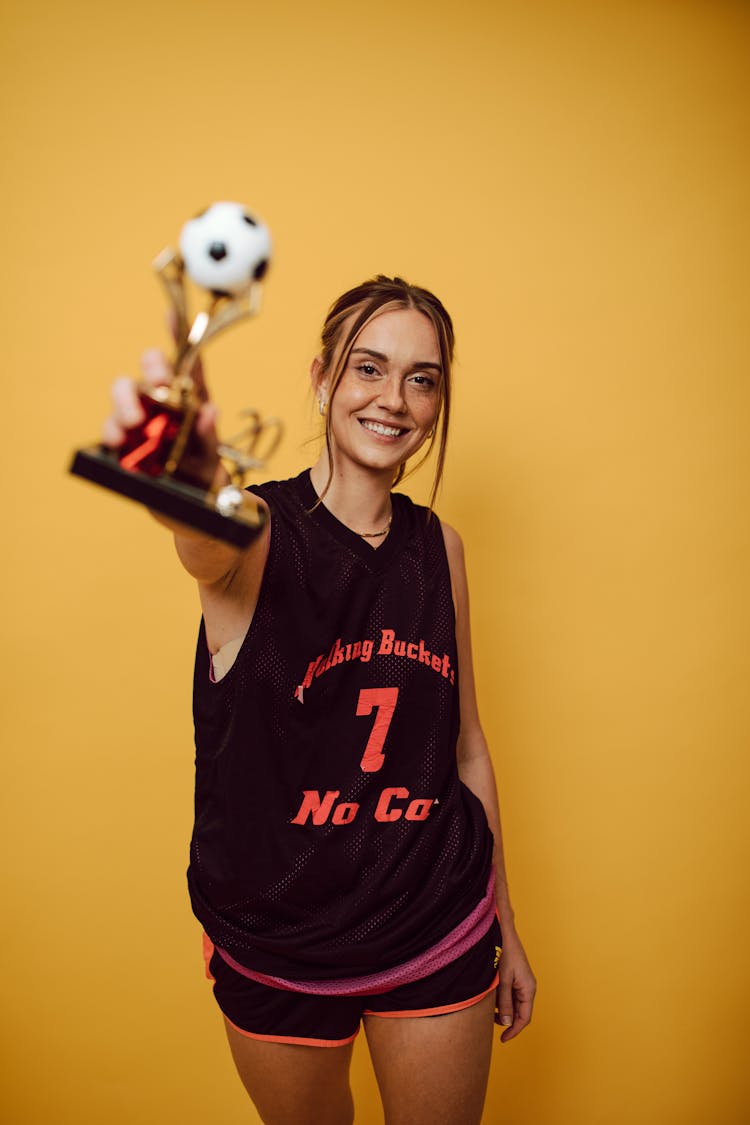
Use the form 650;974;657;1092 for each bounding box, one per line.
187;470;494;982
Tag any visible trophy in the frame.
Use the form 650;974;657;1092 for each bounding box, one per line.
70;201;282;547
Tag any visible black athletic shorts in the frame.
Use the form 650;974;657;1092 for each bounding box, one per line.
203;917;502;1048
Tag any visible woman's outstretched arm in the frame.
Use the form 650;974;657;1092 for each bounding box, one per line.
102;347;271;650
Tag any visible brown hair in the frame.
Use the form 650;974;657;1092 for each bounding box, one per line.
315;275;455;511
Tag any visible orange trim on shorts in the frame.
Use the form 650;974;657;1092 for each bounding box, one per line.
203;930;500;1040
362;972;499;1020
223;1013;360;1049
202;932;216;981
204;932;358;1048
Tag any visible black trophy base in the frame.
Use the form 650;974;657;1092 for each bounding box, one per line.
69;446;266;548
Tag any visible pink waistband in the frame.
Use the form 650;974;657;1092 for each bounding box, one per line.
215;868;497;997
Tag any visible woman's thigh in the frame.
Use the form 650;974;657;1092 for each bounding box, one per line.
223;1017;355;1125
363;991;496;1125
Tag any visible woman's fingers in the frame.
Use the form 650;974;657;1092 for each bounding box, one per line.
494;944;537;1043
101;413;126;448
195;401;219;442
498;987;533;1043
103;375;144;447
101;346;215;472
496;975;515;1029
140;347;172;387
102;349;173;448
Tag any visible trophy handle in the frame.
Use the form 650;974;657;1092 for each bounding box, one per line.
153;247;263;381
218;410;284;484
176;286;262;379
152;248;190;355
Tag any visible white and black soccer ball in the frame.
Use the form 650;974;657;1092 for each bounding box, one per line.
179;201;271;295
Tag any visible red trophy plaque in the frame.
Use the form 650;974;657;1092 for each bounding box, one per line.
69;202;282;547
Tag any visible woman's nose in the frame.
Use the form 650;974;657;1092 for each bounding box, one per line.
377;375;406;412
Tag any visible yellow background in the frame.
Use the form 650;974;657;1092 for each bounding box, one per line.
2;0;748;1121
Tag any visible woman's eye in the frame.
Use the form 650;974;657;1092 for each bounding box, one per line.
357;363;379;377
409;373;436;389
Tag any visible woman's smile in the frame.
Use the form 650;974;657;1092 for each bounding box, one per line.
357;418;411;439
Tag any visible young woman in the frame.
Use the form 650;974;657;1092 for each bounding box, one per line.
105;276;536;1125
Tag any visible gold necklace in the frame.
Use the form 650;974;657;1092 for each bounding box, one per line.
357;512;393;539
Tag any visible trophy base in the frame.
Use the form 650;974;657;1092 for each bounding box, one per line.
69;446;267;547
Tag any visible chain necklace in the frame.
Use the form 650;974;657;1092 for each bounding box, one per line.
357;512;393;539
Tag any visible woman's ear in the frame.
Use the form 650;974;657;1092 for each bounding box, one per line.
310;356;325;392
310;357;329;414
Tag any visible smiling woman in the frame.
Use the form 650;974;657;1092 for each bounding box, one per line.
311;276;454;514
312;306;442;531
103;274;536;1125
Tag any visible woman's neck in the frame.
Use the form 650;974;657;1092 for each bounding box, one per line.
309;454;393;539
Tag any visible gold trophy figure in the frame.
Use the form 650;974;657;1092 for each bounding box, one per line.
70;202;282;546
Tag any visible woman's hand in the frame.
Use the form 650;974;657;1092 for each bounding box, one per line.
101;348;222;490
495;929;537;1042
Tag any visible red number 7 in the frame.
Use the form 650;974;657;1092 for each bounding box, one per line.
356;687;399;773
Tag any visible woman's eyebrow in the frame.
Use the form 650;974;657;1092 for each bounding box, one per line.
351;347;389;361
351;347;442;371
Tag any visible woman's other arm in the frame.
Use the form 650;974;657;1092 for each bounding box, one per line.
442;520;537;1041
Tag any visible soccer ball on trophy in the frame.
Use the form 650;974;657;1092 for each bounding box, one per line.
179;202;271;294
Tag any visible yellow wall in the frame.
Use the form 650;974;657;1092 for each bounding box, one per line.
2;0;748;1121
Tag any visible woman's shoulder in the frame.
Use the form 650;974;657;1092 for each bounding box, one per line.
437;518;463;557
246;469;311;519
392;489;462;549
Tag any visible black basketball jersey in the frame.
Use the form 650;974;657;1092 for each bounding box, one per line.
187;469;494;981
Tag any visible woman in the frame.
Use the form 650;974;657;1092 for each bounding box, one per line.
105;276;536;1125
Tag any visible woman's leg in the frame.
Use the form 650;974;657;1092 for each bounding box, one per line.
363;992;496;1125
223;1017;356;1125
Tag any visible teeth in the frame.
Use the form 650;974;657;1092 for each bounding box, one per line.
361;420;405;437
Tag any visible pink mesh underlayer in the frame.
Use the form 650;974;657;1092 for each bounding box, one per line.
215;869;496;997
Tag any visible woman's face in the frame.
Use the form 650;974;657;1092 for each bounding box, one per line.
321;307;442;479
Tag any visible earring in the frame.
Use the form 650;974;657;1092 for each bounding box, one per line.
319;396;327;416
428;428;435;438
